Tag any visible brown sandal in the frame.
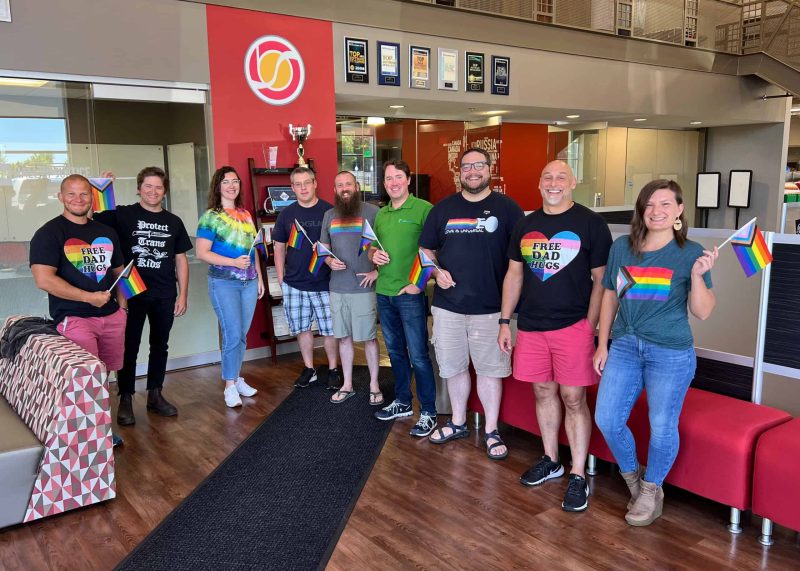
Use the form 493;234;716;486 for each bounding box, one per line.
369;391;384;406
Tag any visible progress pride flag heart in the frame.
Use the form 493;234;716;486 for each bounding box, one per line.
520;230;580;281
64;237;114;283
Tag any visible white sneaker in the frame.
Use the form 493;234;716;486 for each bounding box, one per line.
235;377;258;397
224;384;242;408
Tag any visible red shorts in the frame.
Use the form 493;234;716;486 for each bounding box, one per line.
513;318;599;387
57;308;127;371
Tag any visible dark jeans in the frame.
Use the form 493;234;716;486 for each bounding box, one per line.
376;292;437;414
117;295;176;395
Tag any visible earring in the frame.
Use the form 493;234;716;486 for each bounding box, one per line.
673;218;683;231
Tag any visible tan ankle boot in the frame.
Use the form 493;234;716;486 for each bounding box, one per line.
625;479;663;526
620;465;645;510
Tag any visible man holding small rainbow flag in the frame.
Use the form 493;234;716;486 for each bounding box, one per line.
29;174;129;446
320;171;381;404
94;166;193;426
370;159;439;438
272;166;340;390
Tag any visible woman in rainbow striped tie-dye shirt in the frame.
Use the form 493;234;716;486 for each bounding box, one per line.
593;179;718;528
197;166;264;408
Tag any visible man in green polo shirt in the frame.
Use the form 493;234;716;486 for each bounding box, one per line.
369;159;438;437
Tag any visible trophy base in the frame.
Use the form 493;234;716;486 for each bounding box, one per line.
294;158;314;170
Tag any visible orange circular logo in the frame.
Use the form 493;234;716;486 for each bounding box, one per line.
244;35;305;106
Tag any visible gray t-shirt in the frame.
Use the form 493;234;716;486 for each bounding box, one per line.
602;236;713;350
320;202;379;294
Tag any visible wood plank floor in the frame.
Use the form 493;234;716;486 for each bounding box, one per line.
0;345;797;570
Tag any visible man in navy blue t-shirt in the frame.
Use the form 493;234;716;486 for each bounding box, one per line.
272;167;340;389
420;147;523;459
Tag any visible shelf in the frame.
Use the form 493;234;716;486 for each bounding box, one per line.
253;168;293;175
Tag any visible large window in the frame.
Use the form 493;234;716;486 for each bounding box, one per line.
0;77;219;368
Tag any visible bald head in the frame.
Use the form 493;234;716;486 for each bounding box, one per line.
539;160;577;214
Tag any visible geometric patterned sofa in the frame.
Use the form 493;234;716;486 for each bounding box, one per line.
0;316;115;528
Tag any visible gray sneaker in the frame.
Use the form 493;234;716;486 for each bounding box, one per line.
374;400;413;421
409;412;437;437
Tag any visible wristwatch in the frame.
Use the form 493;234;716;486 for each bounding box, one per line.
498;318;511;325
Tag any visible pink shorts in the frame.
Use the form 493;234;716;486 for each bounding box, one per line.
57;308;127;371
513;318;599;387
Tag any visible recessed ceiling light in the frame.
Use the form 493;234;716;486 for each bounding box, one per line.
690;121;703;125
388;105;405;109
482;110;508;115
0;77;48;88
366;116;385;126
634;118;647;122
791;107;800;112
566;114;581;119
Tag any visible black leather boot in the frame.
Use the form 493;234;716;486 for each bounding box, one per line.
147;388;178;417
117;394;136;426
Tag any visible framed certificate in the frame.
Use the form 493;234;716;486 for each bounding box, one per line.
696;172;721;209
344;37;369;83
409;45;430;89
491;55;510;95
377;41;400;86
728;170;753;208
465;52;484;92
438;48;458;90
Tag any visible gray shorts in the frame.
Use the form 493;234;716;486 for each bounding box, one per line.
330;291;377;342
430;306;511;379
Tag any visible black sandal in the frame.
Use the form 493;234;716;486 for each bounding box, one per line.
429;420;469;444
484;429;508;460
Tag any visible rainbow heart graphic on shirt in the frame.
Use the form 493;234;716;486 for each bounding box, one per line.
64;237;114;282
520;231;580;281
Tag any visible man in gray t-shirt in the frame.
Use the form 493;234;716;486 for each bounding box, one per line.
320;171;381;405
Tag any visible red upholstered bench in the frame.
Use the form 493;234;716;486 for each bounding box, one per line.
469;377;791;531
752;417;800;545
632;388;791;532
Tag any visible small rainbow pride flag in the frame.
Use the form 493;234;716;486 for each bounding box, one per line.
287;220;306;249
308;242;333;275
89;178;116;213
731;223;772;277
111;260;147;299
251;227;269;257
408;249;436;289
359;218;382;255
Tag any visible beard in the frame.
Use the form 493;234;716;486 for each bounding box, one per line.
461;177;491;195
335;189;362;218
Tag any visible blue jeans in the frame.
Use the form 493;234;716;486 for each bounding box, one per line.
377;293;437;414
208;277;259;381
595;334;696;486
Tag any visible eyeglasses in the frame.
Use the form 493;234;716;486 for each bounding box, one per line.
221;179;241;186
291;181;314;189
460;161;488;172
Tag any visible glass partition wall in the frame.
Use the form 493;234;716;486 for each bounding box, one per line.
0;77;220;370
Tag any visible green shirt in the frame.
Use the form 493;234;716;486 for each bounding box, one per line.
373;194;433;296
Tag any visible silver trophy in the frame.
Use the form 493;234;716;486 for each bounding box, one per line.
288;123;312;166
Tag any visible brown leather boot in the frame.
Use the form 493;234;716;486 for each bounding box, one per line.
621;465;646;510
625;479;664;526
147;388;178;417
117;394;135;426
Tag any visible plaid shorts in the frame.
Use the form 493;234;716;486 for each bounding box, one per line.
281;282;333;337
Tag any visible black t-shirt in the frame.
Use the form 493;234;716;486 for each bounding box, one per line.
29;215;125;323
508;203;612;331
272;200;332;292
94;204;193;299
419;192;524;314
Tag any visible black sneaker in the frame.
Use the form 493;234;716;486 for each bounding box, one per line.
409;412;437;437
374;400;413;421
520;455;565;486
562;473;589;512
293;367;318;388
327;367;342;391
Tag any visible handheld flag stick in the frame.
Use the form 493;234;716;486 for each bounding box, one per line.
315;242;343;263
107;260;134;292
294;219;313;243
718;217;757;249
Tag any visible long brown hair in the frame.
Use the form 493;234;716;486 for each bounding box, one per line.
629;179;688;256
207;166;243;211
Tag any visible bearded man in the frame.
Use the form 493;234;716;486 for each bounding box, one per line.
319;171;381;404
